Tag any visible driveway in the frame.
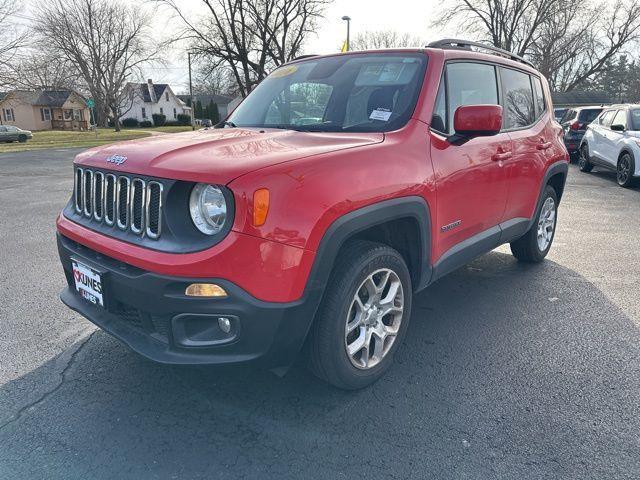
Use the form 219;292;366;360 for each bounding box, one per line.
0;149;639;479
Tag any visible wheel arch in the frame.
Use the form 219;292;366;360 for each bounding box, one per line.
304;196;432;298
544;161;569;203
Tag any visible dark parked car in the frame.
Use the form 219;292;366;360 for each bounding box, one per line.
554;108;567;122
560;106;603;157
0;125;33;143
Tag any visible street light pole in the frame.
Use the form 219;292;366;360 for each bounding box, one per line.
341;16;351;52
188;51;195;131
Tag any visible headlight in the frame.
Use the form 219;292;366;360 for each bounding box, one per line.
189;183;228;235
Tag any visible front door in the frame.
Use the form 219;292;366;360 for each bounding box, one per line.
429;61;510;271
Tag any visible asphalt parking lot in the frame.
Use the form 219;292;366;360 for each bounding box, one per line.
0;148;639;479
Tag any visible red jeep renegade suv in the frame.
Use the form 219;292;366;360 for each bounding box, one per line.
57;40;568;389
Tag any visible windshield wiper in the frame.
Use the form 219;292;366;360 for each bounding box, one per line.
215;120;237;129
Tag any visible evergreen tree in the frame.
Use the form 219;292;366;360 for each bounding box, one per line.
211;102;220;124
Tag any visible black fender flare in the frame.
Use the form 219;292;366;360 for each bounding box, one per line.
304;195;433;296
526;161;569;232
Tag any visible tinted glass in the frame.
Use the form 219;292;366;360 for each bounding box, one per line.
501;68;535;128
578;108;602;123
599;110;616;127
532;77;546;118
228;53;427;132
611;110;627;129
446;62;498;133
631;109;640;130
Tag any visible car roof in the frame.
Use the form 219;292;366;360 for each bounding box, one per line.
286;46;542;75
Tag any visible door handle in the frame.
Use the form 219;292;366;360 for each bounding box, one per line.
536;141;552;150
492;151;512;161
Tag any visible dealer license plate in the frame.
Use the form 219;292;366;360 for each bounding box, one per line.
72;260;104;307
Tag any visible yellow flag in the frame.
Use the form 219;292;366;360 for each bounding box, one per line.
341;40;349;53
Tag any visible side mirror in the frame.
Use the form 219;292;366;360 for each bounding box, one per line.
611;124;626;132
454;105;503;137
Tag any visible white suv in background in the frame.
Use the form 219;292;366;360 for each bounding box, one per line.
579;105;640;187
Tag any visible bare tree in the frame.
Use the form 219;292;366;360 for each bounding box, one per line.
437;0;640;92
35;0;161;130
2;48;84;91
0;0;28;75
351;30;423;50
156;0;330;97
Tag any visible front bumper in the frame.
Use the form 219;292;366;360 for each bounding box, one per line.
58;233;322;368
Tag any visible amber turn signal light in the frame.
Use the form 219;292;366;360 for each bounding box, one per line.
185;283;228;298
252;188;270;227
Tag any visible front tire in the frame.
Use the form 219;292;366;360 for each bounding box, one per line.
617;153;635;188
579;144;593;172
18;135;27;143
308;240;412;390
510;185;558;263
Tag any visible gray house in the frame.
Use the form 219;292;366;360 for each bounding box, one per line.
551;91;616;108
177;93;235;120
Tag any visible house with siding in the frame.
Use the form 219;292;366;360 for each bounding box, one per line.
0;90;90;131
120;79;191;123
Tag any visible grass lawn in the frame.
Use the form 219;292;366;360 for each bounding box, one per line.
0;126;193;153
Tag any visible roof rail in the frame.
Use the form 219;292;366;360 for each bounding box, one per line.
426;38;534;68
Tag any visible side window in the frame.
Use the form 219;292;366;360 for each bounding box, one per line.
611;110;627;129
532;76;546;119
446;62;498;134
501;67;535;129
599;110;616;127
431;77;447;133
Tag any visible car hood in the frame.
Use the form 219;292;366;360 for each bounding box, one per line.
74;128;384;184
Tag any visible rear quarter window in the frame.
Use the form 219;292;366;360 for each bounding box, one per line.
578;109;602;123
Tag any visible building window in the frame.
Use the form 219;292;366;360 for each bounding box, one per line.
73;109;81;121
165;92;169;101
160;107;163;115
40;108;51;121
142;107;146;118
173;108;177;119
3;108;15;122
63;109;73;121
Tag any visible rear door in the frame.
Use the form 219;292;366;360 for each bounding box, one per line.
500;67;550;224
0;126;6;141
603;109;629;167
429;61;511;266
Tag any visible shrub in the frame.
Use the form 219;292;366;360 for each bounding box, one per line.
152;113;166;126
139;120;153;128
176;113;191;125
164;121;182;127
121;117;139;128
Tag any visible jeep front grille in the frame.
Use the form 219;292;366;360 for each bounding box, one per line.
74;168;163;239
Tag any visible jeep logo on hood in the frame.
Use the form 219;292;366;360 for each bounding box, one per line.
106;154;127;166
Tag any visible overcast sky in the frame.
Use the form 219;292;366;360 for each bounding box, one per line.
19;0;461;94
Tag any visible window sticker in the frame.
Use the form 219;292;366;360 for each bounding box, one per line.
270;65;298;78
369;108;392;121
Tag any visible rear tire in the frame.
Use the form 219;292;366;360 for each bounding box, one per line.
308;240;412;390
510;185;558;263
579;144;593;172
617;153;635;188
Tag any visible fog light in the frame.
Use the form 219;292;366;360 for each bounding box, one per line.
218;317;232;333
185;283;227;298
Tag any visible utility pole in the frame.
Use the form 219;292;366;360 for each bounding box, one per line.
188;51;195;131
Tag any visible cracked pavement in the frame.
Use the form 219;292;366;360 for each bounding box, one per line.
0;148;639;479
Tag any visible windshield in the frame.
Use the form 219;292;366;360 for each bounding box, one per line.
227;53;427;133
631;109;640;130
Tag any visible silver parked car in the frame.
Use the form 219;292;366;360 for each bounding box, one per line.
0;125;33;143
